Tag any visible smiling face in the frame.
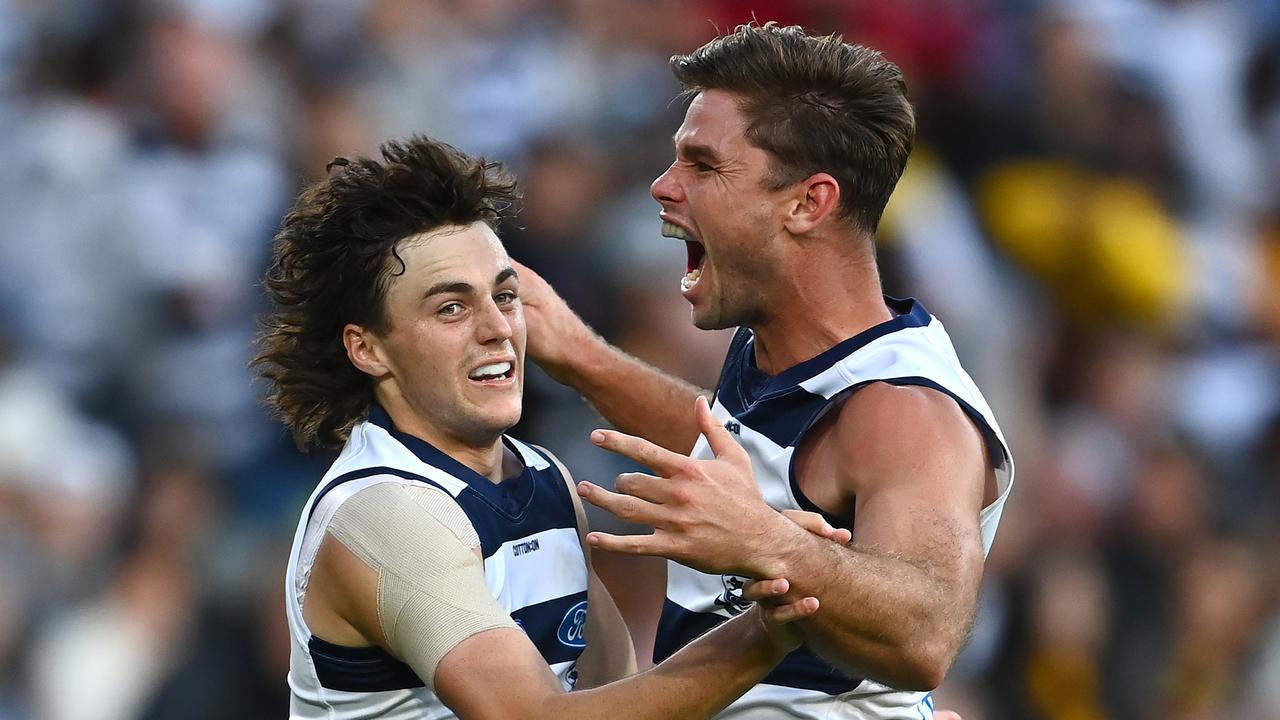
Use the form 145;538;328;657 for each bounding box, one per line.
650;89;792;330
352;222;525;452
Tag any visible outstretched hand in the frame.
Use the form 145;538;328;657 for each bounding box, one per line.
577;396;797;577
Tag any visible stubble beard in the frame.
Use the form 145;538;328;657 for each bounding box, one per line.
691;286;762;332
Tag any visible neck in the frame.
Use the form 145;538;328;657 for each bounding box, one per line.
375;394;509;483
751;240;892;375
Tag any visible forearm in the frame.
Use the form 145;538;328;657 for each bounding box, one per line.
542;609;785;719
551;332;706;454
762;527;977;690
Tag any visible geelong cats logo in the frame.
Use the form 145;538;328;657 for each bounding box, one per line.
714;574;753;614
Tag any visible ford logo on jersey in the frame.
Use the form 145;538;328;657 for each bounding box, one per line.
557;600;588;648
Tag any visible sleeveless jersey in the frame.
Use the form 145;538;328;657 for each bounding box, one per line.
655;297;1015;719
285;406;589;719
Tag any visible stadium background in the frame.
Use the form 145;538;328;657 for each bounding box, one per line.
0;0;1278;717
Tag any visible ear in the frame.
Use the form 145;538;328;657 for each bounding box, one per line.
782;172;841;235
344;323;391;378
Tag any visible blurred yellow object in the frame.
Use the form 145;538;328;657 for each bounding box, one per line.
977;160;1080;279
1025;646;1108;720
978;159;1190;333
878;146;941;246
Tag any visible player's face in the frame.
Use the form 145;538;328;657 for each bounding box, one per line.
369;223;525;448
650;89;790;330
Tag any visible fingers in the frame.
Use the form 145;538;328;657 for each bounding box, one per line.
745;577;820;625
583;530;668;557
780;509;852;545
694;395;745;461
764;596;819;624
591;429;690;475
614;471;678;504
934;712;963;720
577;481;662;525
742;577;790;602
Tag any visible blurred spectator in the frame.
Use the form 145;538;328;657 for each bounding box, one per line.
0;1;1276;717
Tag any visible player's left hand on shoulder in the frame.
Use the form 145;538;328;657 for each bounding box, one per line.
577;396;791;576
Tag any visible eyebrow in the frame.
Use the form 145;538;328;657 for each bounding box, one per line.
423;267;518;299
675;138;721;164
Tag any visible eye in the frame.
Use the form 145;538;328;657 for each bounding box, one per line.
438;302;463;317
495;290;518;305
690;160;714;173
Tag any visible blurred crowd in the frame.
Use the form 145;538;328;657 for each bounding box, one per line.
0;0;1277;718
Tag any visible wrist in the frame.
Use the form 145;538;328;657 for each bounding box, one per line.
747;511;808;579
747;604;802;658
543;325;608;387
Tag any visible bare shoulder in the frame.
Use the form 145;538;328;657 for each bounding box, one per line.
829;382;989;495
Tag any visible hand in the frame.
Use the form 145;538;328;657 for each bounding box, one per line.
577;395;798;577
512;260;599;383
743;511;848;626
780;509;851;546
935;712;962;720
740;510;850;623
746;579;820;654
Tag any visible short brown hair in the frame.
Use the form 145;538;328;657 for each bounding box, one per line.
671;22;915;233
253;136;519;450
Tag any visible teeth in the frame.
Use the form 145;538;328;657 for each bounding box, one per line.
662;221;690;240
470;362;512;380
681;267;702;291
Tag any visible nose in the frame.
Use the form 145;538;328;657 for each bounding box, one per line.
475;297;514;346
650;162;684;205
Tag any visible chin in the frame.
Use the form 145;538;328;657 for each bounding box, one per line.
488;402;523;434
691;307;736;332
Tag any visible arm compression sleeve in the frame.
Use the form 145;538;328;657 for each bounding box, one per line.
327;482;518;688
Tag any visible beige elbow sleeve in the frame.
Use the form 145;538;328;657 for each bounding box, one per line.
327;482;518;688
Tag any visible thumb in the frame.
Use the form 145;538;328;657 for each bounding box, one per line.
695;395;741;460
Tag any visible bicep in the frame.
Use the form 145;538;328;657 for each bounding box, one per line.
840;385;988;578
324;482;519;687
435;626;568;720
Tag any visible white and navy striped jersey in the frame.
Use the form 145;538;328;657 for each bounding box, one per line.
656;297;1015;719
285;405;589;719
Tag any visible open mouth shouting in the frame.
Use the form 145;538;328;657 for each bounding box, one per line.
662;220;705;293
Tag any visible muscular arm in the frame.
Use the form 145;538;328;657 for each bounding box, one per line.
308;481;807;720
437;609;790;720
754;384;990;689
580;389;991;691
515;260;705;453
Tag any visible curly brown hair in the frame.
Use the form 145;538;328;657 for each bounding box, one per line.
253;136;519;450
671;22;916;234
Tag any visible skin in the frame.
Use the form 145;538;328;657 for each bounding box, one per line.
518;89;998;693
343;223;525;481
301;221;841;719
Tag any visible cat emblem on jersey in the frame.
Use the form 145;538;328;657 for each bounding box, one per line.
714;574;753;614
